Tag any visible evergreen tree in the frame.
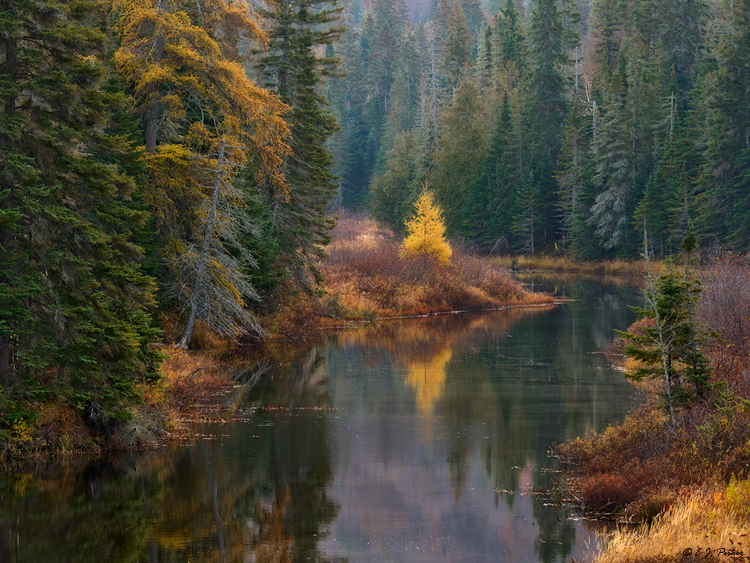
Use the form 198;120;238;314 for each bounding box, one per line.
526;0;573;247
462;95;517;247
496;0;526;73
555;96;594;255
590;0;624;81
256;0;343;285
114;0;290;340
0;0;159;420
430;79;489;233
619;257;712;422
696;0;750;249
442;0;472;92
327;5;369;207
513;180;543;254
527;0;569;167
370;132;424;233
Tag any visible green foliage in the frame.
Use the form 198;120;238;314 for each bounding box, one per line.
0;0;161;424
619;265;713;413
370;131;423;234
256;0;342;287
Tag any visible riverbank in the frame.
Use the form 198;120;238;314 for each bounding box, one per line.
261;215;553;338
0;216;552;462
495;254;665;285
556;255;750;562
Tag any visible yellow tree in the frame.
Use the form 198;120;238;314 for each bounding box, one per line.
401;187;453;264
112;0;290;230
112;0;290;345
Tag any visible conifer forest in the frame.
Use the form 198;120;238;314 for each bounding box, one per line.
1;0;750;431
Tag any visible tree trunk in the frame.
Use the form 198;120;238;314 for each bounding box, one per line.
177;139;226;349
0;337;11;390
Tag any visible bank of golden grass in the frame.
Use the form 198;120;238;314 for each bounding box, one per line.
321;215;552;320
596;488;750;562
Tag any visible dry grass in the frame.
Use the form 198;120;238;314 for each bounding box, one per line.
596;489;750;562
157;347;236;424
321;215;551;320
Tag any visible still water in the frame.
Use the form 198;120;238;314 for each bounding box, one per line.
0;278;641;563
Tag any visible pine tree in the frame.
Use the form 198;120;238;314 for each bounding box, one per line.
370;131;424;233
555;96;594;254
174;139;263;349
401;187;452;264
525;0;573;248
496;0;526;73
619;237;712;422
0;0;159;420
462;95;517;247
590;0;624;81
113;0;290;341
442;0;472;92
327;4;369;207
527;0;569;166
513;180;543;254
696;0;750;249
256;0;343;285
430;79;489;233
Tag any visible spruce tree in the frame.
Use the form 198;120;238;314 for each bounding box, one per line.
430;79;489;234
696;0;750;249
370;131;423;233
555;96;594;255
0;0;159;421
256;0;343;285
462;95;517;247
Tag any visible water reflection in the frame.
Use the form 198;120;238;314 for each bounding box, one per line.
0;278;640;563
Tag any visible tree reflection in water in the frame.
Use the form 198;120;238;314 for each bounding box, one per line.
0;278;639;563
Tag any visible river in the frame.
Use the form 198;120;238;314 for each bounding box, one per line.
0;277;641;562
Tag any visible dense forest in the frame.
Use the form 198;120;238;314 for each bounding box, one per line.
1;0;749;429
330;0;750;260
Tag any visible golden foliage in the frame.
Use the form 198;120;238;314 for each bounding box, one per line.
405;346;452;416
400;187;452;264
112;0;290;194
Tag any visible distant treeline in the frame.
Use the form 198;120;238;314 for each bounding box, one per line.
327;0;750;259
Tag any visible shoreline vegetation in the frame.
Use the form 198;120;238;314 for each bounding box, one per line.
0;215;552;464
496;254;666;285
556;255;750;563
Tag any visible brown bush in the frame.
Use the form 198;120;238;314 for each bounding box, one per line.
700;255;750;399
581;471;644;510
322;214;548;320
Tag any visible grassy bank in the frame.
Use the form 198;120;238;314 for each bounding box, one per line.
261;215;552;337
556;256;750;562
293;216;550;326
0;341;241;465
